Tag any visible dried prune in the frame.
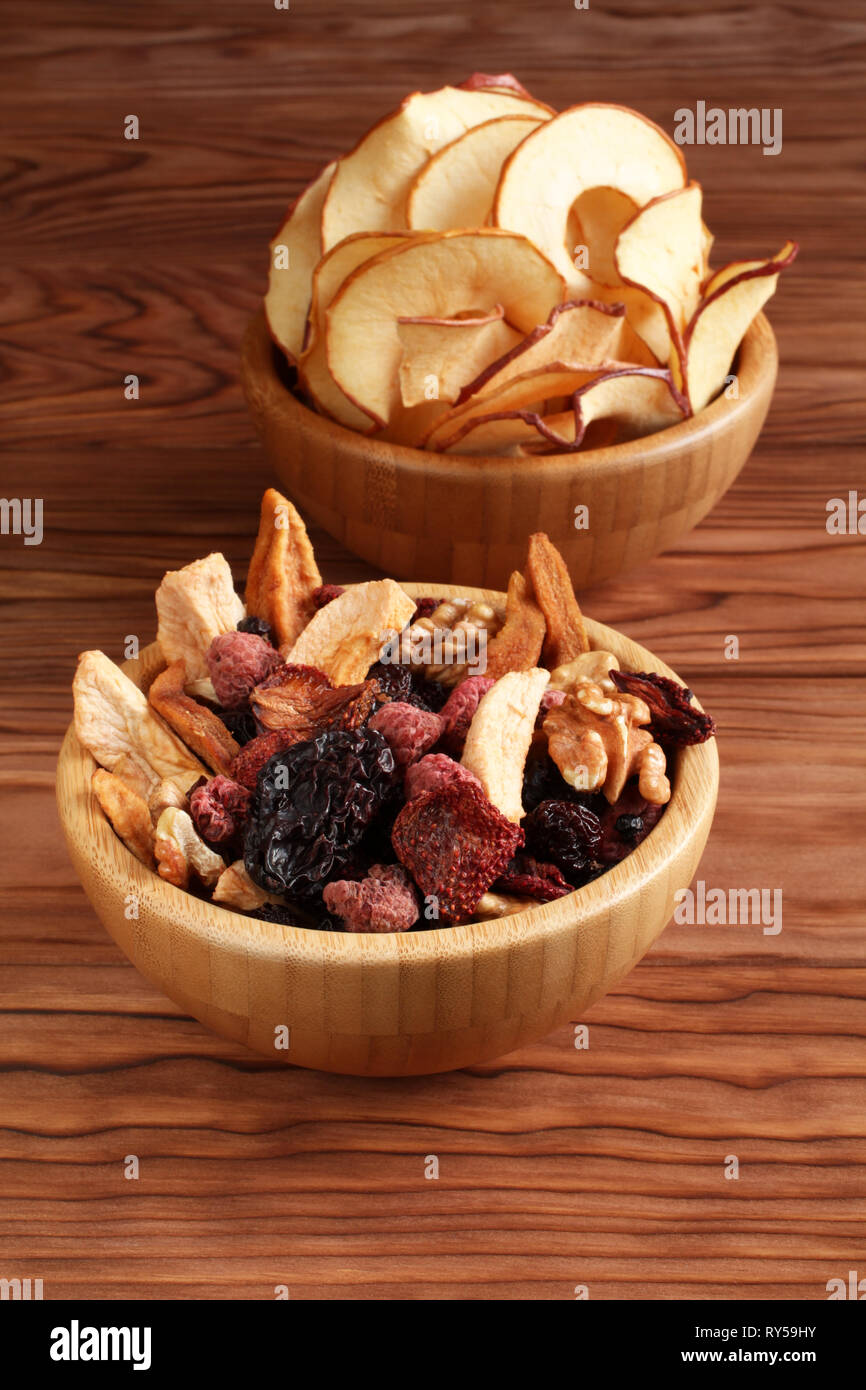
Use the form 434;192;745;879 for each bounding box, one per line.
522;746;603;815
244;728;400;901
610;669;716;747
523;799;602;885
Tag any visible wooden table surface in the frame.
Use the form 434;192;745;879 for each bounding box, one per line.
1;0;864;1301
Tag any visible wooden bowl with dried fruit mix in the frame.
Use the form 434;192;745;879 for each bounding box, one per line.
241;74;797;589
57;489;719;1076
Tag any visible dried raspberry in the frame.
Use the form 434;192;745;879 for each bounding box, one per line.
231;727;308;789
523;799;602;886
207;631;284;710
438;675;495;755
237;615;275;645
323;863;419;933
596;781;665;864
190;775;252;848
610;670;716;747
244;728;400;900
368;701;445;768
404;753;482;801
312;584;346;609
494;854;573;902
392;780;523;921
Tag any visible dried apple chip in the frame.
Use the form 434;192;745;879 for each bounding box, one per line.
673;240;799;411
493;103;686;294
397;308;521;408
406;114;545;231
614;182;706;341
325;229;565;428
321;83;552;250
264;161;337;364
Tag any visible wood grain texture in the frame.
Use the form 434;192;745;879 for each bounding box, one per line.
1;0;864;1300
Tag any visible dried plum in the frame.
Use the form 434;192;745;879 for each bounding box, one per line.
244;728;400;901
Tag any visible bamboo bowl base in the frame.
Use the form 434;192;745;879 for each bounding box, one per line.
57;589;719;1076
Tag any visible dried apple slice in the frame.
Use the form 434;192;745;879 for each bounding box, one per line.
674;240;798;411
321;84;552;250
442;365;687;454
325;229;566;428
298;230;413;430
425;362;608;451
583;281;671;363
569;185;638;286
264;161;337;364
615;182;706;341
455;299;627;405
406;115;545;231
397;308;522;407
493;104;686;293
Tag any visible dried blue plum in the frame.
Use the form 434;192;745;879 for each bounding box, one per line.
244;728;400;901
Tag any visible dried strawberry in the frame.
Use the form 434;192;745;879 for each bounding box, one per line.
368;701;445;768
323;863;419;933
231;727;308;789
392;780;523;921
610;670;716;746
207;631;284;710
312;584;345;609
190;775;252;849
438;675;495;756
494;855;573;902
404;753;482;801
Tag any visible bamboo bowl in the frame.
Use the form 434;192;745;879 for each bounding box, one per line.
241;308;777;590
57;585;719;1076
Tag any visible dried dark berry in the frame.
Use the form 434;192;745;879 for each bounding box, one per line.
217;708;258;745
610;670;715;747
522;746;604;815
523;799;602;886
244;728;400;902
366;660;450;714
597;782;665;865
237;615;275;645
411;597;439;621
615;813;644;843
495;855;573;902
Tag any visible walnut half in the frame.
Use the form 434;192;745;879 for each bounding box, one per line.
543;680;671;805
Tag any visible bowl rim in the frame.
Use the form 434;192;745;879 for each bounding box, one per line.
243;306;776;475
58;582;720;968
